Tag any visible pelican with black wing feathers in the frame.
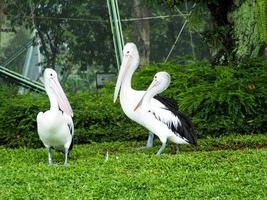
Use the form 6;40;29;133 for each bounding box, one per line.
134;72;197;155
37;68;74;166
114;43;196;155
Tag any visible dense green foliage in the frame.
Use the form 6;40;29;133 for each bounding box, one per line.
231;1;262;61
0;27;31;73
256;0;267;42
3;0;116;71
0;89;146;148
133;58;267;136
0;136;266;199
152;0;265;64
0;59;266;148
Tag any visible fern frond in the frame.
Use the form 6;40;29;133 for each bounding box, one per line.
256;0;267;42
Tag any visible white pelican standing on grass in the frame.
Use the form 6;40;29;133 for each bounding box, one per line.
134;72;197;155
114;43;196;155
37;68;74;166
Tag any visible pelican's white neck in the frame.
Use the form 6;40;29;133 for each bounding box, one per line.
121;62;137;92
46;87;59;112
121;69;132;91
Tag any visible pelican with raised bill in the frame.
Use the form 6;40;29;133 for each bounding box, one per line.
114;43;196;155
37;68;74;166
134;72;197;155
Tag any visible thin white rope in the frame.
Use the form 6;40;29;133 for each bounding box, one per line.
164;2;197;63
186;1;196;58
175;6;187;19
6;13;189;23
175;3;203;37
164;20;188;63
6;15;107;22
121;14;189;22
175;2;197;19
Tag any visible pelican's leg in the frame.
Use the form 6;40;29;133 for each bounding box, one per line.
146;131;154;148
156;142;167;156
64;148;69;167
48;147;53;166
176;145;180;154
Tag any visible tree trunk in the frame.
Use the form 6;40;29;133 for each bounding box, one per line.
207;0;234;64
0;3;3;49
132;0;150;65
0;4;3;27
262;45;267;58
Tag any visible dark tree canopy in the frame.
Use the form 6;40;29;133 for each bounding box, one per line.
148;0;266;64
3;0;266;72
3;0;116;72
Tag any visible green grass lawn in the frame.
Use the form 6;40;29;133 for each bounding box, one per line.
0;135;266;200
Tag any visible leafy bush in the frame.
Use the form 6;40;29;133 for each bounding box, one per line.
0;58;266;148
70;91;146;144
0;89;146;148
0;94;47;148
133;58;267;136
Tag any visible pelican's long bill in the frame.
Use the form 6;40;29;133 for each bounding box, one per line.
134;79;159;111
50;77;73;117
114;55;131;103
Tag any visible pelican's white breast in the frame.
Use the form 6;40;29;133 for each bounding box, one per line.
37;110;72;148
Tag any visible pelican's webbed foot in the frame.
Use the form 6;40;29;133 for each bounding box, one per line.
64;148;69;167
156;142;167;156
48;147;53;166
146;131;154;148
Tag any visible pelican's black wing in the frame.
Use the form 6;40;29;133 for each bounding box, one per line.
171;109;197;146
154;95;178;110
153;95;197;146
67;123;74;151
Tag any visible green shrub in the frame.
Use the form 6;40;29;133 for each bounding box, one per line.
0;58;266;148
70;91;146;144
0;94;47;147
132;58;267;136
0;89;146;148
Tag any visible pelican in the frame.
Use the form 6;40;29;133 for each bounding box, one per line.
37;68;74;166
114;43;196;155
134;72;197;155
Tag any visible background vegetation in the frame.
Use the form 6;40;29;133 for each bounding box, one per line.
1;0;266;91
0;58;266;148
0;1;266;199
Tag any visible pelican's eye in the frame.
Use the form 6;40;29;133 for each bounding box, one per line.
127;51;130;54
50;73;53;76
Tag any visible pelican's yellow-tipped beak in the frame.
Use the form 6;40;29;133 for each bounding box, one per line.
114;55;131;103
50;77;73;117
